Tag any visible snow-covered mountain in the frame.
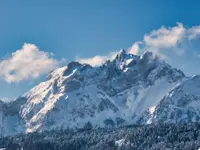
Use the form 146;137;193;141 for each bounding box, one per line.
1;49;195;136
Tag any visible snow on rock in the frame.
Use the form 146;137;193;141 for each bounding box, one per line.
115;138;126;147
141;75;200;124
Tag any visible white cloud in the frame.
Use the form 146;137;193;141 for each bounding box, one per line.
0;43;59;83
143;23;186;57
128;42;141;55
144;23;185;49
76;52;117;66
188;26;200;40
76;55;108;66
131;23;200;57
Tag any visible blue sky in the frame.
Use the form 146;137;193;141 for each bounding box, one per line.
1;0;200;100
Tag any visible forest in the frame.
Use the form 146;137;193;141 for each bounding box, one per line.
1;123;200;150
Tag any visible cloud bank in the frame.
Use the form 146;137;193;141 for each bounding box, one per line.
0;43;59;83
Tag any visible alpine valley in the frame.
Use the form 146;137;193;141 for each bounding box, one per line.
1;49;200;138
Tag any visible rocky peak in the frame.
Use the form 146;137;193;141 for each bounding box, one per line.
67;61;81;69
115;49;126;61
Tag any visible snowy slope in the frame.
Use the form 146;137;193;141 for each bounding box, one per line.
141;75;200;124
20;62;120;132
0;98;26;136
0;50;187;136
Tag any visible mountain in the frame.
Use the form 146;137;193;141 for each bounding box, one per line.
0;50;190;136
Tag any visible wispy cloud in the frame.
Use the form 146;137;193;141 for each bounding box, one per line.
128;42;141;55
76;52;117;66
0;43;61;83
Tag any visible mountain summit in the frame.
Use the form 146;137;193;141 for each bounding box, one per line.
0;50;191;136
